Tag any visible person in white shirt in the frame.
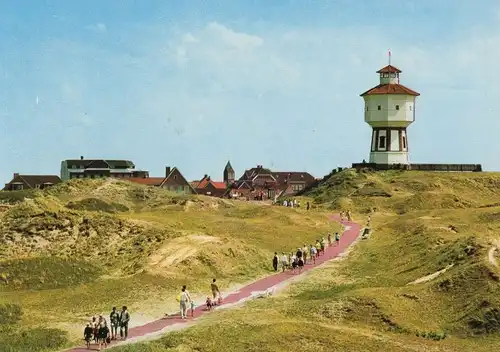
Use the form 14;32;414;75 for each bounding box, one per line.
179;285;192;319
281;252;288;272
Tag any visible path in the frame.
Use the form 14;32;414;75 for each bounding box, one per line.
66;214;361;351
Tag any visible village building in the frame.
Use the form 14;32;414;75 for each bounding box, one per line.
127;166;196;194
60;157;149;181
191;175;227;197
3;174;62;191
225;165;316;200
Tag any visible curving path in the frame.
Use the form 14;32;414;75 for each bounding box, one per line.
67;214;361;351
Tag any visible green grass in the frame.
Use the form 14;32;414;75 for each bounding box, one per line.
0;178;335;350
102;170;500;352
0;257;101;290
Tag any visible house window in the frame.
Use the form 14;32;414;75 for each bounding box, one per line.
379;136;386;149
377;105;381;111
402;136;407;149
366;105;368;111
72;165;76;169
174;175;177;180
395;105;399;110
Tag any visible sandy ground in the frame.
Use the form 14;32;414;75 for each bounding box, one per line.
408;264;454;285
91;226;365;349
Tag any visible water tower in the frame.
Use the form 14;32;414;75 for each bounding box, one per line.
360;58;420;165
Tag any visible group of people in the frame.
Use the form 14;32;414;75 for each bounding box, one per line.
340;210;352;222
176;279;224;320
272;231;341;273
279;198;311;210
83;306;130;350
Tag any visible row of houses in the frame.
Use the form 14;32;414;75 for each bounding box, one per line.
3;157;317;200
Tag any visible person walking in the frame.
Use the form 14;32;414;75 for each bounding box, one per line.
310;244;317;264
281;252;288;272
119;306;130;340
302;244;308;264
109;307;120;340
97;321;110;351
335;232;340;246
327;233;332;246
211;279;221;300
272;252;279;271
179;285;192;319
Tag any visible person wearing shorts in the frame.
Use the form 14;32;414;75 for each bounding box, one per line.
302;244;308;264
291;255;298;273
83;323;93;349
179;286;192;319
310;245;317;264
281;252;288;272
298;257;304;273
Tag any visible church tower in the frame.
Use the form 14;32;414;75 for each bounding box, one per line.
223;161;235;186
360;59;420;165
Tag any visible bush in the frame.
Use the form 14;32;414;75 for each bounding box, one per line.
66;198;128;213
0;190;37;204
0;257;101;291
0;327;68;352
0;304;22;325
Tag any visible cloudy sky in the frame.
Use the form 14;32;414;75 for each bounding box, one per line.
0;0;499;183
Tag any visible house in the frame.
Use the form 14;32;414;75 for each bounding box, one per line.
225;165;316;200
128;166;196;194
60;156;149;181
191;175;227;197
3;173;62;191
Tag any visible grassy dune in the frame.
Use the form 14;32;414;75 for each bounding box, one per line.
0;178;333;351
107;170;500;352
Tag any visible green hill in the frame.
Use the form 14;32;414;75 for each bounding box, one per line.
0;178;334;351
106;170;500;352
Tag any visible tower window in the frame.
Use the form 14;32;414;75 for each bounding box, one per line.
366;105;368;111
395;105;400;110
402;137;407;149
377;105;381;111
409;105;412;111
390;73;396;78
379;136;386;149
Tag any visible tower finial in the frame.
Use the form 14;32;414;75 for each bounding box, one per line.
388;49;391;66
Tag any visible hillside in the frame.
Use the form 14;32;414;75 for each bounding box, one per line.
107;170;500;352
0;178;334;351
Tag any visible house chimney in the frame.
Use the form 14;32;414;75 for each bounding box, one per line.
207;176;211;181
165;166;171;176
204;174;208;179
13;173;19;178
80;156;84;160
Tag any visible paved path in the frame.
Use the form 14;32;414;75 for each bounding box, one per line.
67;214;361;351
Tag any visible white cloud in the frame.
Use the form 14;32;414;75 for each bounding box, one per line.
86;23;107;33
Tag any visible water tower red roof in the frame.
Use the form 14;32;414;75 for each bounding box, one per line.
360;84;420;97
376;65;402;73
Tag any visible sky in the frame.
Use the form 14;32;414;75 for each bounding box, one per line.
1;0;500;183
